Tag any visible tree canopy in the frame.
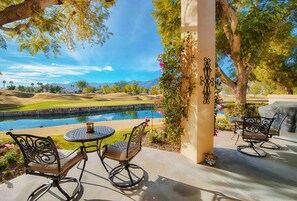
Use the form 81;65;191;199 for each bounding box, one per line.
76;80;87;90
152;0;181;46
216;0;297;103
0;0;115;57
252;26;297;94
153;0;297;104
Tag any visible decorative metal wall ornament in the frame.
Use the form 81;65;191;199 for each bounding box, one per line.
200;57;215;104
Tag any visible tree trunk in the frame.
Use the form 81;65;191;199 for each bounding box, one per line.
235;80;248;104
0;0;60;27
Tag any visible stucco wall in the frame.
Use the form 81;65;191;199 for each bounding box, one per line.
268;95;297;104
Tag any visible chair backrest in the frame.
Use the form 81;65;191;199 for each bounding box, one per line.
272;113;287;133
6;132;61;172
126;121;149;157
242;117;275;136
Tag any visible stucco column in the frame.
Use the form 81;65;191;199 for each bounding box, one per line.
181;0;215;163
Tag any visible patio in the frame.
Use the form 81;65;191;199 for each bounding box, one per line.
0;130;296;201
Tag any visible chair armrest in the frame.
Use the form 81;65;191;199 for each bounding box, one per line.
123;132;131;141
59;146;86;159
102;144;108;150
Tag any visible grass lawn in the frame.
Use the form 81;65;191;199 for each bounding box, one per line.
52;128;133;150
0;100;155;112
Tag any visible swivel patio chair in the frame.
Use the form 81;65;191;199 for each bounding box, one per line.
260;114;287;149
237;117;275;157
100;121;149;188
6;132;87;201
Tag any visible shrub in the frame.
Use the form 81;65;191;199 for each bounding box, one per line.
7;85;16;90
147;130;164;144
3;170;12;178
216;118;233;131
0;160;8;171
223;102;267;117
0;141;24;183
0;147;8;156
6;150;18;164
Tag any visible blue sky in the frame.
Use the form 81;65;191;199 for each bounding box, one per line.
0;0;163;86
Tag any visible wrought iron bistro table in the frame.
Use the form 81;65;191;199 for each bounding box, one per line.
227;116;243;145
64;126;115;180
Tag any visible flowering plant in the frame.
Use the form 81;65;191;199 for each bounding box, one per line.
145;116;150;127
4;144;15;150
214;69;223;136
157;34;197;145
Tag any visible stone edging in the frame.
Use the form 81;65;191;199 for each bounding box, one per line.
0;104;155;117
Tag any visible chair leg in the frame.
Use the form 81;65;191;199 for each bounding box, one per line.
27;180;53;201
108;162;145;188
260;141;282;150
55;180;71;200
125;165;134;186
237;142;267;157
27;177;81;201
56;177;81;201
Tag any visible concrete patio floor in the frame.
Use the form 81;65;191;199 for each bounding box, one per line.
1;130;297;201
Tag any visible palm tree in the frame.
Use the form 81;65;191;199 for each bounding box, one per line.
31;83;34;92
9;81;13;86
76;80;87;91
37;82;43;87
2;80;6;88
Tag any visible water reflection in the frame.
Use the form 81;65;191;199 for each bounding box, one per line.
76;116;89;123
0;109;161;131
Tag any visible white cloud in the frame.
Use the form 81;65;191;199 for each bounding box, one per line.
102;66;114;71
92;66;114;72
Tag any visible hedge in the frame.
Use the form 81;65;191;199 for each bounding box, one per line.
223;102;268;118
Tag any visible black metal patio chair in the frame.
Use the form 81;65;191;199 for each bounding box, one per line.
100;121;149;188
237;117;275;157
6;132;87;201
260;114;287;149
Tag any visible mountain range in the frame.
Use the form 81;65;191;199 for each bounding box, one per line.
52;78;159;90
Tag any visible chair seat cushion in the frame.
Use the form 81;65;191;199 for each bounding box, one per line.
243;131;267;140
27;149;85;175
103;141;140;161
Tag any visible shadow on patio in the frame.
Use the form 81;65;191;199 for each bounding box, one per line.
1;130;296;201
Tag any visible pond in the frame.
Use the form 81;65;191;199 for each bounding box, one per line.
0;109;162;132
